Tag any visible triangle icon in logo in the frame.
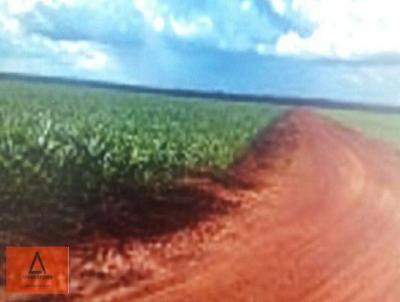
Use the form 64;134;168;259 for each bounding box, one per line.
28;251;47;275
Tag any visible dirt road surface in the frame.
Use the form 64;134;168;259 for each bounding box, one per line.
4;110;400;302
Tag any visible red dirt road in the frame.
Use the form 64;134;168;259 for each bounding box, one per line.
110;110;400;302
4;110;400;302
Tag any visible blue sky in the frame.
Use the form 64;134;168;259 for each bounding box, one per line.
0;0;399;104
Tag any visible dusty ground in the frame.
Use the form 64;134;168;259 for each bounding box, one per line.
3;109;400;302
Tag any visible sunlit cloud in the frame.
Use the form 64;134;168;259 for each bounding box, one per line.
270;0;286;15
240;1;252;11
57;41;109;70
276;0;400;59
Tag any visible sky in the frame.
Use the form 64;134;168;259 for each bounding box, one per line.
0;0;400;104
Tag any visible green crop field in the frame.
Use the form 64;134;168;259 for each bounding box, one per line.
0;79;282;239
322;109;400;148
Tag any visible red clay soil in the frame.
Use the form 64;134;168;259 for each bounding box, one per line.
5;109;400;302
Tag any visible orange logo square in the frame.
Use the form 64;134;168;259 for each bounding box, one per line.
6;247;69;294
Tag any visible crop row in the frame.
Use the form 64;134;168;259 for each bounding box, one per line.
0;80;282;205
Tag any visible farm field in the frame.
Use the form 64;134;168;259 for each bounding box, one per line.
3;79;400;302
322;109;400;148
0;79;282;242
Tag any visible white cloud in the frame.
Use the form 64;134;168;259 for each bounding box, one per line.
0;0;112;72
7;0;39;14
133;0;279;53
276;0;400;59
169;16;213;37
241;1;252;12
134;0;213;37
5;0;76;14
1;16;22;34
270;0;286;15
134;0;165;32
8;34;110;71
255;43;273;55
0;10;25;50
57;41;109;70
152;16;165;32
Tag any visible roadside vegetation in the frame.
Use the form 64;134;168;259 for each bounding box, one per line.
322;109;400;148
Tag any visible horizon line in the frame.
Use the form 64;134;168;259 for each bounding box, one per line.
1;71;399;114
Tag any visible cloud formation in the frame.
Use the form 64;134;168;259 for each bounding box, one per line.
133;0;280;53
0;0;399;103
131;0;400;60
0;0;115;73
3;0;400;63
276;0;400;59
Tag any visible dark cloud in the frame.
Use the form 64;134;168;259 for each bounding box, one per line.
21;0;144;46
